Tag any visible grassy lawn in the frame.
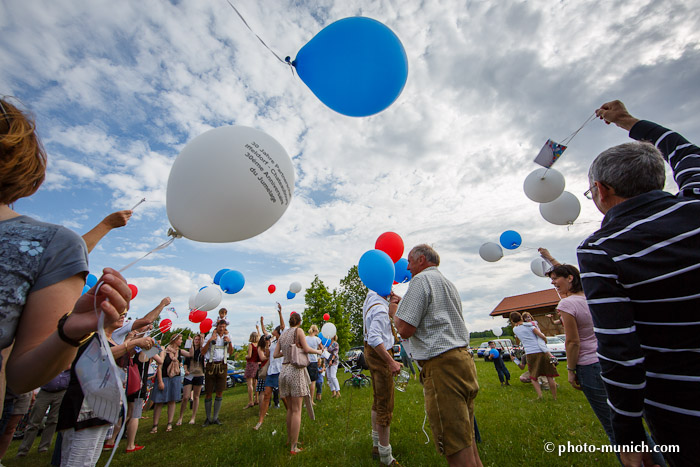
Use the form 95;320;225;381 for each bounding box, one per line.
4;359;618;466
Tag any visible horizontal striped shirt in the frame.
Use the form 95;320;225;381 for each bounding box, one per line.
577;120;700;445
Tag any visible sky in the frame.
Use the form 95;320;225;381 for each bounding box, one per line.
2;0;700;346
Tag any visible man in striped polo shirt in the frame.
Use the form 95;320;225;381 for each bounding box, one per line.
578;100;700;467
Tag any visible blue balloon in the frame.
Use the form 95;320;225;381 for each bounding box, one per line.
287;291;296;300
490;348;500;359
85;273;98;288
213;268;230;285
81;285;90;295
358;249;395;296
219;270;245;294
394;258;412;284
293;17;408;117
319;332;331;347
499;230;522;250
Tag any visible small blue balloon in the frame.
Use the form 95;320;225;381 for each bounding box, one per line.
294;17;408;117
358;249;395;297
85;273;98;288
287;291;296;300
499;230;522;250
213;268;230;285
81;285;90;295
490;348;500;359
319;332;331;347
219;270;245;294
394;258;412;284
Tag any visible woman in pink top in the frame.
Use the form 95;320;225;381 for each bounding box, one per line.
545;256;665;465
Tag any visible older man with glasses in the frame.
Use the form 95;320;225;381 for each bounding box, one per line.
577;100;700;467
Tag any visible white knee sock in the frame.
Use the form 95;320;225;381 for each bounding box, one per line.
372;430;379;447
379;444;394;465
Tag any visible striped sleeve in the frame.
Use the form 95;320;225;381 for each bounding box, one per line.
630;120;700;196
577;245;647;445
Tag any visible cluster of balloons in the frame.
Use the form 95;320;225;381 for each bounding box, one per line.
286;281;302;300
358;232;412;296
479;230;522;263
213;268;245;295
523;168;581;226
166;125;295;243
293;17;408;117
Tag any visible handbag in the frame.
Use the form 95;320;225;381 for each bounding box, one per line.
257;359;270;379
126;357;142;396
289;329;310;369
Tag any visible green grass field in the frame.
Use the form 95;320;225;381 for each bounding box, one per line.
4;359;619;466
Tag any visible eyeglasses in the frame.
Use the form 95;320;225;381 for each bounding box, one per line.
584;182;610;200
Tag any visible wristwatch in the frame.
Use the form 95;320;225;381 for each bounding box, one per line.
57;313;95;347
566;367;576;373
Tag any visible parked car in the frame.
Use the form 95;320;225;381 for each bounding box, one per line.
392;344;401;362
227;361;246;387
344;346;363;364
546;337;567;360
479;339;515;361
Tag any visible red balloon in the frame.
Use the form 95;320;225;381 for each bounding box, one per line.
323;313;330;321
268;284;276;294
191;309;206;323
375;232;404;263
200;318;213;334
159;318;172;333
128;284;138;299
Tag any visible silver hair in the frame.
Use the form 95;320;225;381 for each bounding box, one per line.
410;244;440;266
588;142;666;198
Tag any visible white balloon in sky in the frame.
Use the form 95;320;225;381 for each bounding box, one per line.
188;293;197;310
492;326;503;337
539;191;581;225
289;281;302;294
321;322;337;339
523;168;565;203
194;286;222;312
166;125;295;243
479;242;504;262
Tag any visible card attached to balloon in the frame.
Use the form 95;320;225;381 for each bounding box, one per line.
75;334;124;424
534;139;567;168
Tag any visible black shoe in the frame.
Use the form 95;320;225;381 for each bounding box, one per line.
213;419;222;425
202;419;210;427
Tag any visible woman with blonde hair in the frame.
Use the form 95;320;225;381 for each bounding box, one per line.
305;325;322;402
244;331;261;408
275;312;323;454
0;98;131;421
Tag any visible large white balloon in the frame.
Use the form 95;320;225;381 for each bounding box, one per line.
166;126;295;243
523;168;565;203
539;191;581;225
289;281;302;294
492;326;503;337
194;286;222;312
479;242;504;262
530;257;551;277
188;293;197;310
321;322;337;340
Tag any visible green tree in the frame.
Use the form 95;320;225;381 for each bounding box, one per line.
302;275;352;356
337;265;368;347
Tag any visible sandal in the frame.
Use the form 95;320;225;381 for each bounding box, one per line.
188;419;195;425
150;426;157;434
166;423;173;432
175;420;182;426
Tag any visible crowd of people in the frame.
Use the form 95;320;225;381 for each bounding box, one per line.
2;94;699;467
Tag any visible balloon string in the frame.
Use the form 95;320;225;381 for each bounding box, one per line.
118;235;179;274
225;0;294;76
560;113;596;146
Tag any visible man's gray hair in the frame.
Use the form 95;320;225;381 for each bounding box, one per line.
588;141;666;198
410;244;440;266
